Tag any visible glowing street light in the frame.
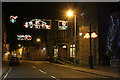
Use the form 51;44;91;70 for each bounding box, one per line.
18;44;21;47
43;48;46;50
67;10;73;17
20;52;22;55
37;38;41;42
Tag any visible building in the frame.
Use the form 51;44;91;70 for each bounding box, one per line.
47;3;119;66
11;42;47;61
2;11;10;62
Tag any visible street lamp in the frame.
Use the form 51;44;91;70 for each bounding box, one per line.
67;10;77;64
37;38;41;42
67;10;73;17
89;22;93;69
18;44;21;47
84;31;98;69
37;38;41;60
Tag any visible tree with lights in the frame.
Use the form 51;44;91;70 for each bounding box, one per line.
106;15;120;60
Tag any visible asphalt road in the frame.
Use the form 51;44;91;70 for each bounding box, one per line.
3;61;115;80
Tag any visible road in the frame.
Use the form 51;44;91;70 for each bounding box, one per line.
3;61;115;80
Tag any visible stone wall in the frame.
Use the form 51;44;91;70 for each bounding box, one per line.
78;26;98;65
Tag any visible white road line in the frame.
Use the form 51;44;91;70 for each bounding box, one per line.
38;69;47;74
32;66;37;69
51;76;60;80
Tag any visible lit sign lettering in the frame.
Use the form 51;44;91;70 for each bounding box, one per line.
84;32;97;39
17;35;32;41
24;19;51;29
10;16;18;23
58;21;68;30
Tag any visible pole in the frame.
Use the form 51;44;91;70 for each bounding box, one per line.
74;15;77;65
89;22;93;69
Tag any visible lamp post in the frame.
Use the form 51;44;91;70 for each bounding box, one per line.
37;38;41;60
67;10;77;64
89;22;93;69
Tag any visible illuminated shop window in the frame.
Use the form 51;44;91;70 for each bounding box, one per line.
70;44;75;57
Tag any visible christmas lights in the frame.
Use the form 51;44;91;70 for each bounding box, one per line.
17;35;32;41
106;15;120;59
79;32;82;36
58;21;68;30
10;16;18;23
24;19;51;29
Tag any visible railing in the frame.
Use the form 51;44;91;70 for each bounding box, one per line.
61;58;74;64
110;59;120;67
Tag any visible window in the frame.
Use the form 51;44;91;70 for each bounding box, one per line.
54;48;58;58
70;44;75;57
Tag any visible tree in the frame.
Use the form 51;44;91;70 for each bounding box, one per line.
106;15;120;59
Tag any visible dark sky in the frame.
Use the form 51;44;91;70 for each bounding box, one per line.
2;2;80;51
2;2;120;51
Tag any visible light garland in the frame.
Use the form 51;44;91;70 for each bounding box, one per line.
24;19;51;29
10;16;18;23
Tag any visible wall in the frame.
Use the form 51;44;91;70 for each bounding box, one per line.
78;26;98;65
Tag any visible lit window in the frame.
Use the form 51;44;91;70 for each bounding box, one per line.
70;44;75;57
70;48;73;57
54;48;58;58
73;48;75;57
73;44;75;47
70;45;72;47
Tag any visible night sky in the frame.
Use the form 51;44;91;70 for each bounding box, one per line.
2;2;81;51
2;2;120;51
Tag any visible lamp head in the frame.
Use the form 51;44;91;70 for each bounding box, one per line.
67;10;73;17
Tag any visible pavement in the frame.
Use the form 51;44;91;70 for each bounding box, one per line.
51;62;119;78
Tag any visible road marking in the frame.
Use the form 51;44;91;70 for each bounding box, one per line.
38;69;47;74
32;66;37;69
2;67;12;80
51;76;60;80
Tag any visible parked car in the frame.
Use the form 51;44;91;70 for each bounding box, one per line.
9;57;20;66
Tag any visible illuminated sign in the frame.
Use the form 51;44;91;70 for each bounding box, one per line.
84;33;90;39
24;19;51;29
84;32;97;39
58;21;68;30
17;35;32;41
91;32;97;38
10;16;18;23
79;32;82;36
